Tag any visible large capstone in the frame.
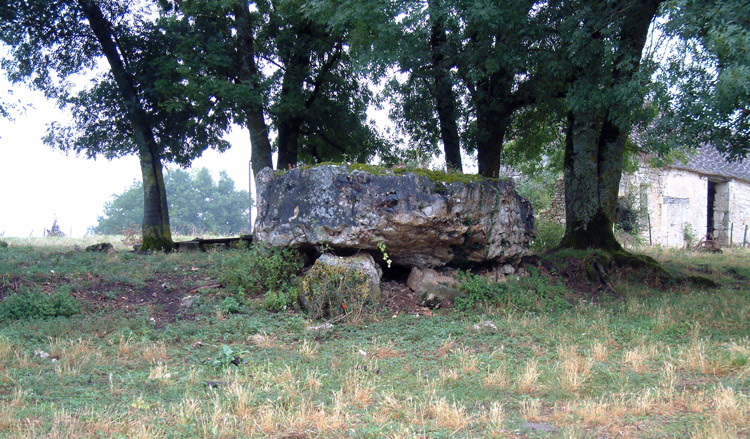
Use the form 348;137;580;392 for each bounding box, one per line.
254;165;535;267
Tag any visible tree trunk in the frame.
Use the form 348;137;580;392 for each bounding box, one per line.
234;3;273;178
428;0;462;172
475;110;508;178
558;0;663;251
78;0;173;250
275;42;310;170
558;112;624;250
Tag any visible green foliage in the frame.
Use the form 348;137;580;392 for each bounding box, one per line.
454;267;569;313
217;296;244;315
212;344;248;369
93;168;249;236
0;286;81;322
261;285;299;312
217;246;303;309
531;219;565;252
300;262;372;320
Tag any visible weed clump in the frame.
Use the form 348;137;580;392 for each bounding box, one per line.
454;266;569;313
217;245;303;311
0;286;81;322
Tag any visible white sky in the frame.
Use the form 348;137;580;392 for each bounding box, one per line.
0;77;255;237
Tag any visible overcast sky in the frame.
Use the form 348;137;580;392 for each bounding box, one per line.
0;76;255;238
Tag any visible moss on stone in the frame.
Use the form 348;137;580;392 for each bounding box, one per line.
276;162;499;185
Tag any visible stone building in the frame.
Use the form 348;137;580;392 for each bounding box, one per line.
547;146;750;247
619;146;750;247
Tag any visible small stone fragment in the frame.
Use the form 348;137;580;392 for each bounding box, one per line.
180;295;195;308
521;422;557;432
472;321;498;332
305;322;334;332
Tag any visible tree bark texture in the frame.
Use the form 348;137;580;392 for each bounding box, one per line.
559;0;663;250
234;3;273;178
559;112;625;250
428;0;462;172
78;0;174;250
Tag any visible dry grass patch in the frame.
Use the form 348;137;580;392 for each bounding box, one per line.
483;401;506;434
297;339;318;359
370;340;404;359
342;369;376;407
590;341;609;363
556;345;592;392
518;358;541;394
248;331;277;348
622;343;657;373
142;341;169;364
148;362;172;381
456;347;479;373
483;364;509;389
420;396;471;431
520;398;543;422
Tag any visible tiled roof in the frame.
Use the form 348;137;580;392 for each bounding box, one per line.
670;146;750;182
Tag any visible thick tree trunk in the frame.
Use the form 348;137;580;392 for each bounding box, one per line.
558;0;663;251
234;4;273;177
476;111;508;178
78;0;173;250
559;112;624;250
428;0;462;172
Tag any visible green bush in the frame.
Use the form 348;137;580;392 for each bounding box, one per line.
454;267;569;313
0;286;81;322
217;245;303;310
531;218;565;252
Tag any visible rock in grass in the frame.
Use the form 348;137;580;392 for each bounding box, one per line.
86;242;114;253
299;254;382;318
407;266;458;309
0;240;7;248
472;321;498;332
254;164;535;267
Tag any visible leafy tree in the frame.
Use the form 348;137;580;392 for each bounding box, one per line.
0;0;231;250
93;168;250;235
160;0;389;177
549;0;749;251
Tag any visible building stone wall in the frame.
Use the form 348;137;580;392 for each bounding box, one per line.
547;155;749;248
729;179;750;246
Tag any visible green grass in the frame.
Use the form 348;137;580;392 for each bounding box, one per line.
0;242;748;438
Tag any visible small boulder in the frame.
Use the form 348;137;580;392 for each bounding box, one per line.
179;295;196;309
407;266;458;309
86;242;114;253
472;321;498;332
300;253;382;318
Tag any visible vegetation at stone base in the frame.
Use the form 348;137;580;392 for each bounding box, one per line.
216;246;303;312
453;267;570;314
531;219;566;253
0;241;748;437
92;168;250;236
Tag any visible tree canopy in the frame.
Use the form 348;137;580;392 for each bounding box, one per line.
93;168;250;236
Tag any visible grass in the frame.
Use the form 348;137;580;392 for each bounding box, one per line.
0;242;748;437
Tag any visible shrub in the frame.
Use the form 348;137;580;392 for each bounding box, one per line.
217;245;303;310
531;218;565;252
454;267;569;313
0;286;81;322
